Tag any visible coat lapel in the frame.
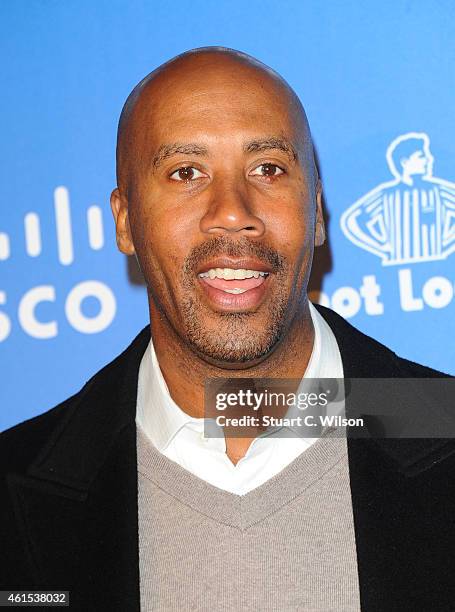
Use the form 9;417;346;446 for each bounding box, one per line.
7;328;151;611
316;304;455;610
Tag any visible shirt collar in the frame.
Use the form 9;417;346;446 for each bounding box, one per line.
136;301;343;452
136;334;200;452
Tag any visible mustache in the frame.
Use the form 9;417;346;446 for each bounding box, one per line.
182;236;287;276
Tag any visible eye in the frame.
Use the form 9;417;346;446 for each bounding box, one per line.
169;166;206;182
249;163;285;178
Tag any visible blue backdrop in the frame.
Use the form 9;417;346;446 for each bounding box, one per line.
2;0;455;432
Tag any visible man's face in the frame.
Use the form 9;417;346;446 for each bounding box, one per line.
113;57;324;365
404;149;430;176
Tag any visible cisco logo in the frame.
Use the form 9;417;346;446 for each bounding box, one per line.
0;186;116;342
0;186;104;263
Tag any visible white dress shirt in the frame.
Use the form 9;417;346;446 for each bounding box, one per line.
136;302;344;495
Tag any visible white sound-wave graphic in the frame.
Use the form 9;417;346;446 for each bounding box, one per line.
24;212;42;257
0;186;105;264
0;233;10;260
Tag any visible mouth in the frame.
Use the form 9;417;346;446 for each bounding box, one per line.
196;259;273;311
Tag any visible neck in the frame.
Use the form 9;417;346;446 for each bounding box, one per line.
148;298;315;420
148;297;315;465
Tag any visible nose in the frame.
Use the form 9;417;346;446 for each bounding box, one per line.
199;177;266;237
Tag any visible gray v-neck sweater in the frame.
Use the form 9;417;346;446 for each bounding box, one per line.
137;425;361;611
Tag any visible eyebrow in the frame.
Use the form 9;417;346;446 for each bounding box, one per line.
151;136;298;170
152;143;209;169
243;137;298;162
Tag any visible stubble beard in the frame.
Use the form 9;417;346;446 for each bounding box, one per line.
179;272;293;363
147;236;296;363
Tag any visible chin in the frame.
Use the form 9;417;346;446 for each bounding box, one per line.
178;286;291;365
184;318;285;365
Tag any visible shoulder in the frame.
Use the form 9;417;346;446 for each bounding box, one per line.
0;394;78;478
0;325;151;477
393;355;449;378
313;303;451;378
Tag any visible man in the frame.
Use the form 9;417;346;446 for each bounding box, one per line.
0;47;454;611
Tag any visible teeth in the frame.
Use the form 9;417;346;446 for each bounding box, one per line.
234;269;248;279
198;268;269;279
223;288;248;294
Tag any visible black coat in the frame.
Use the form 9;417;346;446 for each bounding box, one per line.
1;305;454;611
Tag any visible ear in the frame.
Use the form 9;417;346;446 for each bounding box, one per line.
314;179;326;247
110;188;135;255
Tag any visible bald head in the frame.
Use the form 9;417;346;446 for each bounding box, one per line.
115;47;316;193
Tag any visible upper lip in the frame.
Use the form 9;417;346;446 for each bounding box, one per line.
196;258;273;275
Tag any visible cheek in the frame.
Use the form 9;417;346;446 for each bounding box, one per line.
131;205;197;286
131;189;186;247
262;179;314;229
267;203;314;254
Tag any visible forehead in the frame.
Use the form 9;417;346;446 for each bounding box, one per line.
129;60;304;153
